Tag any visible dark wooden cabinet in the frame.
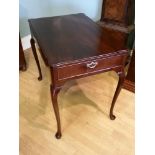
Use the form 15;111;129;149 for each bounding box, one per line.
98;0;135;92
101;0;135;26
123;49;135;92
19;35;26;71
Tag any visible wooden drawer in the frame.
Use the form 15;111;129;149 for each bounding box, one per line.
56;55;125;81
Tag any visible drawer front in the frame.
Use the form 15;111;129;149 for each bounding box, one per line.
56;55;124;81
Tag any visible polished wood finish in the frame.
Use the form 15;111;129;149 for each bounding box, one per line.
19;35;26;71
101;0;135;26
29;14;128;65
28;13;129;138
20;49;134;155
123;49;135;92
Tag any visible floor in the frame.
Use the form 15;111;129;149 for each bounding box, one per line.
19;48;135;155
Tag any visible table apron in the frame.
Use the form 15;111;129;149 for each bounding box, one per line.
52;54;127;84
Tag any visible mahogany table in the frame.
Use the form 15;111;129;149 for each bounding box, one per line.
28;13;129;139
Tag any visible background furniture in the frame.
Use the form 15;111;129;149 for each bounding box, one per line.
98;0;135;92
19;35;26;71
98;0;134;34
101;0;135;26
123;49;135;92
29;13;129;139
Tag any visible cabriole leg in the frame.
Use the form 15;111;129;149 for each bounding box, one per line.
30;38;42;81
50;85;62;139
110;70;125;120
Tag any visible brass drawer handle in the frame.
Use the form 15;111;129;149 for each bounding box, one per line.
86;61;98;69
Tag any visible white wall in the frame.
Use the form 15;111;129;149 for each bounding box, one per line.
19;0;103;37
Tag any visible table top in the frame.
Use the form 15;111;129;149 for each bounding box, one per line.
29;13;128;66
